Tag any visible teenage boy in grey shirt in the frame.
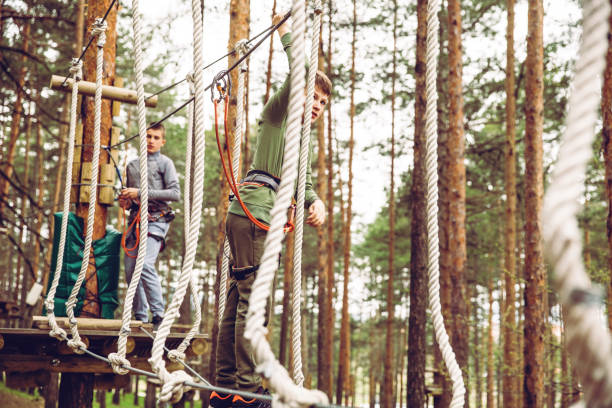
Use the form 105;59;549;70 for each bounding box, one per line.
118;122;179;326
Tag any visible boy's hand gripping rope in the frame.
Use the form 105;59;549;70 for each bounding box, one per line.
64;18;107;355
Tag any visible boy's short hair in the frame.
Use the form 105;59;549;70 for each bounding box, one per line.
148;122;166;139
315;70;332;97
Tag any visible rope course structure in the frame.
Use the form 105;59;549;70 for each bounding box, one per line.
424;0;466;406
542;0;612;407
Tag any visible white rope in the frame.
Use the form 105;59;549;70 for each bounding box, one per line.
168;72;203;363
64;18;107;355
423;0;466;406
108;0;150;375
218;39;249;324
45;58;82;342
149;0;205;401
244;1;328;406
290;0;322;387
542;1;612;407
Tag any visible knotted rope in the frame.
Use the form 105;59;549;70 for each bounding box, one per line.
64;18;107;355
290;0;322;386
424;0;465;406
542;1;612;407
244;1;328;406
45;58;82;342
149;0;205;401
218;39;249;324
108;0;150;375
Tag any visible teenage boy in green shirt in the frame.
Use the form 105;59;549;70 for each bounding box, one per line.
211;13;332;408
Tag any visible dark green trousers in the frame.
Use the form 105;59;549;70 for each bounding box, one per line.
216;213;269;392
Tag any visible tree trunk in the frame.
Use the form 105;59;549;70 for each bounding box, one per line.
381;2;398;407
602;0;612;335
336;1;355;402
76;0;118;318
263;0;277;104
523;0;546;405
473;300;482;408
503;0;519;406
279;230;294;366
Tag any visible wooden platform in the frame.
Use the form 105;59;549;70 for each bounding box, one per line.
0;317;209;375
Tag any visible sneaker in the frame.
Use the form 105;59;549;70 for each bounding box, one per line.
210;391;233;408
151;315;163;331
232;387;271;408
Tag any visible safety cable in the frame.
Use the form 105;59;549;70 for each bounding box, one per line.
59;0;119;88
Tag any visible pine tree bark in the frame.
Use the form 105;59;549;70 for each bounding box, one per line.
336;0;355;403
77;0;118;318
381;1;397;407
602;0;612;335
523;0;546;405
447;0;469;404
407;1;428;406
503;0;519;406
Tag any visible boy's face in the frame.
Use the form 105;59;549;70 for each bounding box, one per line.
147;128;165;154
310;85;329;124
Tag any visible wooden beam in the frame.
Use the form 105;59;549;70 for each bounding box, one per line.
94;373;130;390
32;316;144;331
5;370;50;388
0;354;153;373
50;75;158;107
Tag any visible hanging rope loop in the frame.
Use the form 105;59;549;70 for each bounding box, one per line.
69;58;83;81
92;18;108;48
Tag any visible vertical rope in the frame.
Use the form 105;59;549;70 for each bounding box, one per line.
290;0;322;387
149;0;205;401
243;1;328;405
542;1;612;407
45;58;82;342
108;0;150;375
423;0;466;406
218;39;249;324
64;18;107;354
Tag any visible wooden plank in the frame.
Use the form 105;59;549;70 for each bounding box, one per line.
98;164;116;205
5;370;50;388
111;77;124;116
33;316;144;331
50;75;158;107
0;354;152;374
94;373;130;391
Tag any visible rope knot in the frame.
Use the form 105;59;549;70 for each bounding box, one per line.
91;18;108;47
108;353;131;375
167;349;186;363
158;370;193;403
49;327;67;341
235;39;250;56
186;72;196;94
67;338;87;354
69;58;83;81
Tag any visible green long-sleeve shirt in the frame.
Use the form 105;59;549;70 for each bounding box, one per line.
228;33;319;225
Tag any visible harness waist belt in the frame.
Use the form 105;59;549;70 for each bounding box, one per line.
242;170;280;193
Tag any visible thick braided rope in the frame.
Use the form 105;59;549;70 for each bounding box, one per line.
424;0;465;406
170;73;203;363
542;1;612;407
244;2;328;406
218;39;249;324
290;0;322;387
45;58;82;342
108;0;150;375
149;0;205;400
65;18;107;354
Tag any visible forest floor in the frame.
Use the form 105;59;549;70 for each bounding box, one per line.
0;383;44;408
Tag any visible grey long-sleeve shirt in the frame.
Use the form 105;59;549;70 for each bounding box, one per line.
125;150;180;220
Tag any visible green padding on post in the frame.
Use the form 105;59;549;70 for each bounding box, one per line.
46;212;120;319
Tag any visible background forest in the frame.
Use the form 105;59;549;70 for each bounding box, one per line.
0;0;609;407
